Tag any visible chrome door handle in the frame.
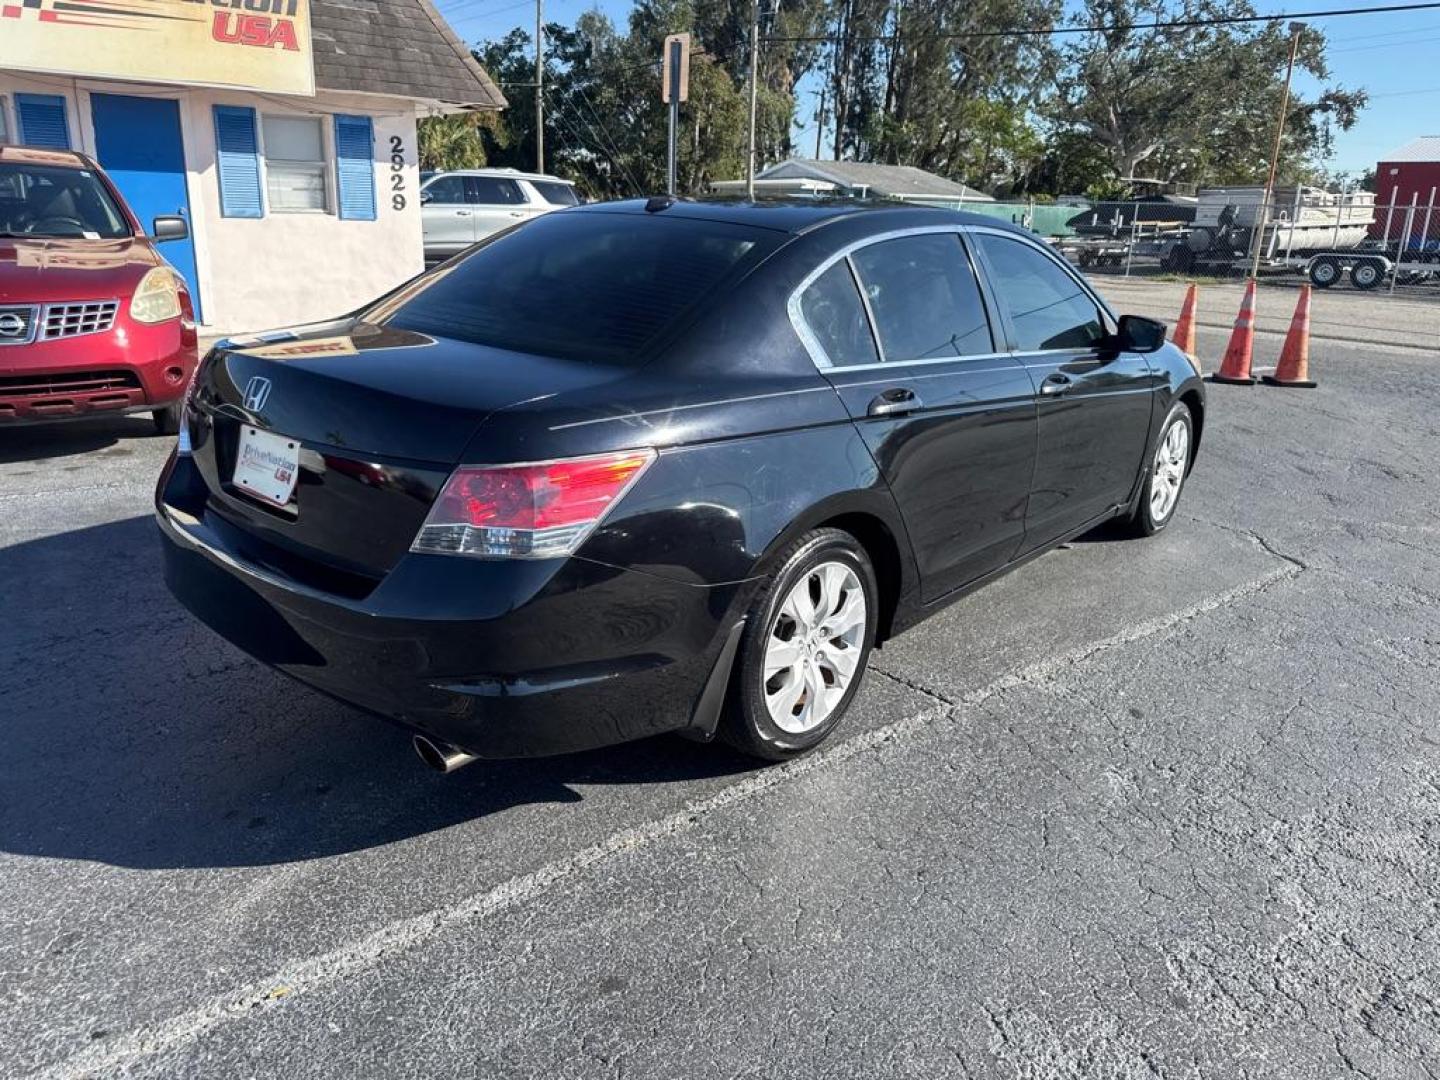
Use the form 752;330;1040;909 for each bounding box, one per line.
455;210;471;217
867;386;921;417
507;211;526;218
1039;373;1073;396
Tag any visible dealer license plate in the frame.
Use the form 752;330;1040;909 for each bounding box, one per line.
234;425;300;508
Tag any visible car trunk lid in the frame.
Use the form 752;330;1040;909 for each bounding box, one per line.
189;319;628;583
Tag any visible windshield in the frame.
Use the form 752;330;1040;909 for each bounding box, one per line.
373;212;779;366
0;163;132;239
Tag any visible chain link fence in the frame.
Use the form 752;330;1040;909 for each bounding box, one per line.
1044;194;1440;302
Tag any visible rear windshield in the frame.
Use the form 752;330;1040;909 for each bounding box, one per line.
377;212;778;365
0;163;131;239
531;180;580;206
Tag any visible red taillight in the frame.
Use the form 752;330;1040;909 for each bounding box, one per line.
412;449;656;559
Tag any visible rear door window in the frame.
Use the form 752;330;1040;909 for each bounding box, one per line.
378;212;778;365
798;261;878;368
974;234;1107;351
531;180;579;206
466;176;525;206
849;233;994;362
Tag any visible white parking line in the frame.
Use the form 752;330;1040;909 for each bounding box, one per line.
34;561;1302;1080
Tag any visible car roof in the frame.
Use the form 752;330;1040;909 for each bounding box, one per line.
424;168;575;184
0;145;93;170
575;197;1023;236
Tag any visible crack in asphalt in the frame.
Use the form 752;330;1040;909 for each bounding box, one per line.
1186;515;1311;572
869;666;958;707
31;554;1308;1080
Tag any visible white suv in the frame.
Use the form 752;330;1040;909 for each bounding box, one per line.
420;169;580;259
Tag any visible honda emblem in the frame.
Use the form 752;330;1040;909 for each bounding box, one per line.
243;375;272;412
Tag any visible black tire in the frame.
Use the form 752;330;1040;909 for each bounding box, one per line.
1162;244;1195;274
1351;258;1384;291
1308;257;1340;289
1123;401;1194;538
151;403;181;435
719;528;878;761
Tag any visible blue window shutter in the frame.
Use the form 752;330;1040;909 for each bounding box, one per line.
333;115;376;221
213;105;263;219
16;94;70;150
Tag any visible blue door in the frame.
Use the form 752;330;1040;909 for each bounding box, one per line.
90;94;203;321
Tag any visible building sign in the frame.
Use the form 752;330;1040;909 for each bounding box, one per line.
0;0;315;96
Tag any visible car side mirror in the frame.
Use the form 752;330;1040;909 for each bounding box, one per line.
420;190;433;205
152;215;188;243
1116;314;1167;353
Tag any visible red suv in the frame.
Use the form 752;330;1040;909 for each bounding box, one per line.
0;145;198;433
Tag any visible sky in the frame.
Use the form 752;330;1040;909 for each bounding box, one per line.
434;0;1440;178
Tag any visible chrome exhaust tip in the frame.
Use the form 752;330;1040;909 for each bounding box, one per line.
412;734;478;774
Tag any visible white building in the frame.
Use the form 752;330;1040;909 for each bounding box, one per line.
0;0;503;335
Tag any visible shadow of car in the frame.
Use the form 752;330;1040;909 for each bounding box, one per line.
0;515;761;870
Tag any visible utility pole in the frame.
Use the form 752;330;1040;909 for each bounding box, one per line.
814;87;826;160
745;0;760;199
1250;21;1304;278
534;0;544;173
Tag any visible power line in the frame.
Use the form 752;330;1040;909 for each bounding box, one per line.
440;0;538;23
546;89;643;196
1368;84;1440;96
560;85;642;195
1331;31;1440;50
761;1;1440;43
1329;17;1440;38
574;83;644;194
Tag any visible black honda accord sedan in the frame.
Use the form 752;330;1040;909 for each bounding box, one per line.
156;199;1204;768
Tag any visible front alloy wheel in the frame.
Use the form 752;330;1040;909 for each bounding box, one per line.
722;528;877;760
1127;401;1193;536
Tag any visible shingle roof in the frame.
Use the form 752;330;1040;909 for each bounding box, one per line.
312;0;506;110
759;159;993;201
1380;137;1440;163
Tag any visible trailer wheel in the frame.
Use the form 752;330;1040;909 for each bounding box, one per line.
1351;259;1384;291
1162;245;1195;274
1308;257;1340;289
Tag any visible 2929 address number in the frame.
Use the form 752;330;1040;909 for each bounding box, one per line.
389;135;407;211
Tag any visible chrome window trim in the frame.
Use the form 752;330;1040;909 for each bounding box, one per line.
846;254;886;364
788;223;1124;373
824;362;1023;386
0;304;40;346
788;224;997;373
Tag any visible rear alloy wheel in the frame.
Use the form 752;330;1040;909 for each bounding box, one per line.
152;403;182;435
1350;258;1384;291
1308;257;1340;289
721;528;877;760
1125;401;1193;537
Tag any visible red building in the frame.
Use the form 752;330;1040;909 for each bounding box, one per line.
1372;136;1440;248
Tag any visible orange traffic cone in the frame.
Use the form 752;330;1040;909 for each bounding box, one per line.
1210;279;1257;385
1172;283;1198;360
1262;285;1317;389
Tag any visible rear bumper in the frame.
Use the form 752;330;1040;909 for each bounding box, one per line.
155;457;750;758
0;317;198;424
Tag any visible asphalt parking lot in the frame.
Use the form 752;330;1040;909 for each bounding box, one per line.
3;291;1439;1077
